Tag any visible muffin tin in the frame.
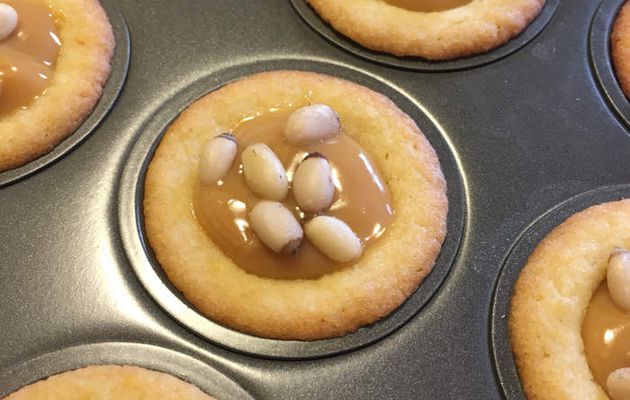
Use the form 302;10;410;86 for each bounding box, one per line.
1;0;629;398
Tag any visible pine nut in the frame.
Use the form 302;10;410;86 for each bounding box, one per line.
292;153;335;213
607;247;630;312
0;3;17;41
242;143;289;201
607;368;630;400
285;104;340;144
250;201;303;254
198;133;237;186
304;216;362;263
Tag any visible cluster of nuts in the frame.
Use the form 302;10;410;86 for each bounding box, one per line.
606;247;630;400
199;104;363;263
0;3;17;41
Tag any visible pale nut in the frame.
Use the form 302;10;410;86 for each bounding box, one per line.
284;104;340;144
250;201;303;254
292;153;335;213
607;367;630;400
607;247;630;311
0;3;17;41
304;216;362;263
242;143;289;201
199;133;237;185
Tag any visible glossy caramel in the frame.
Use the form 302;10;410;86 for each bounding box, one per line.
0;0;60;114
194;109;394;280
383;0;473;12
583;283;630;393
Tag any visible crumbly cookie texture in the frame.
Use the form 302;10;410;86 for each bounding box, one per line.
0;0;114;172
3;365;214;399
144;70;448;340
612;1;630;98
306;0;545;60
510;199;630;400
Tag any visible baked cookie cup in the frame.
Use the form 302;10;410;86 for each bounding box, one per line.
306;0;545;60
3;365;214;399
144;70;448;340
612;0;630;98
0;0;114;172
510;199;630;400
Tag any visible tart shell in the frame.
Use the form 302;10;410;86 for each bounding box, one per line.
510;199;630;400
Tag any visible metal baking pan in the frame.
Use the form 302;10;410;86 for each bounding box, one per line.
1;0;629;398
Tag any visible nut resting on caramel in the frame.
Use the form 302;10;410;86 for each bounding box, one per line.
292;152;335;213
242;143;289;201
249;201;303;254
0;3;17;41
198;133;237;185
284;104;340;144
304;215;363;263
607;248;630;311
608;368;630;400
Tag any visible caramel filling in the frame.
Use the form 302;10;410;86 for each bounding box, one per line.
193;109;394;280
383;0;473;12
583;283;630;392
0;0;60;115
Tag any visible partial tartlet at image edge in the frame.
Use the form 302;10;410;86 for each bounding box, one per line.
0;0;114;172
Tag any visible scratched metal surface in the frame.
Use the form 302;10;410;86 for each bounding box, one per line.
0;0;629;398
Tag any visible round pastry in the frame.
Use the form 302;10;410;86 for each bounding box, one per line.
305;0;545;60
3;365;214;399
612;0;630;98
510;199;630;400
0;0;114;172
143;70;448;340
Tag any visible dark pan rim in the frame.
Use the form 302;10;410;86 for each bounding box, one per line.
0;341;253;400
118;58;468;360
589;0;630;130
289;0;559;72
0;0;130;188
490;184;630;399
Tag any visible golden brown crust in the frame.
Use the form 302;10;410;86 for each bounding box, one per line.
612;1;630;98
306;0;545;60
3;365;214;399
0;0;114;172
509;199;630;400
143;70;448;340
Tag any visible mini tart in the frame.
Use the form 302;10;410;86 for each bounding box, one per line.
3;365;214;399
510;199;630;400
0;0;114;172
306;0;545;60
612;1;630;98
144;70;448;340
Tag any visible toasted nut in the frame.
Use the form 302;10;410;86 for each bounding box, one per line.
199;133;237;185
607;368;630;400
304;216;362;263
0;3;17;41
242;143;288;201
284;104;340;144
292;153;335;213
250;201;303;254
608;248;630;311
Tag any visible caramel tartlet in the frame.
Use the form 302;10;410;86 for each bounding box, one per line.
612;1;630;98
0;0;114;172
510;199;630;400
144;70;448;340
306;0;545;60
3;365;215;399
